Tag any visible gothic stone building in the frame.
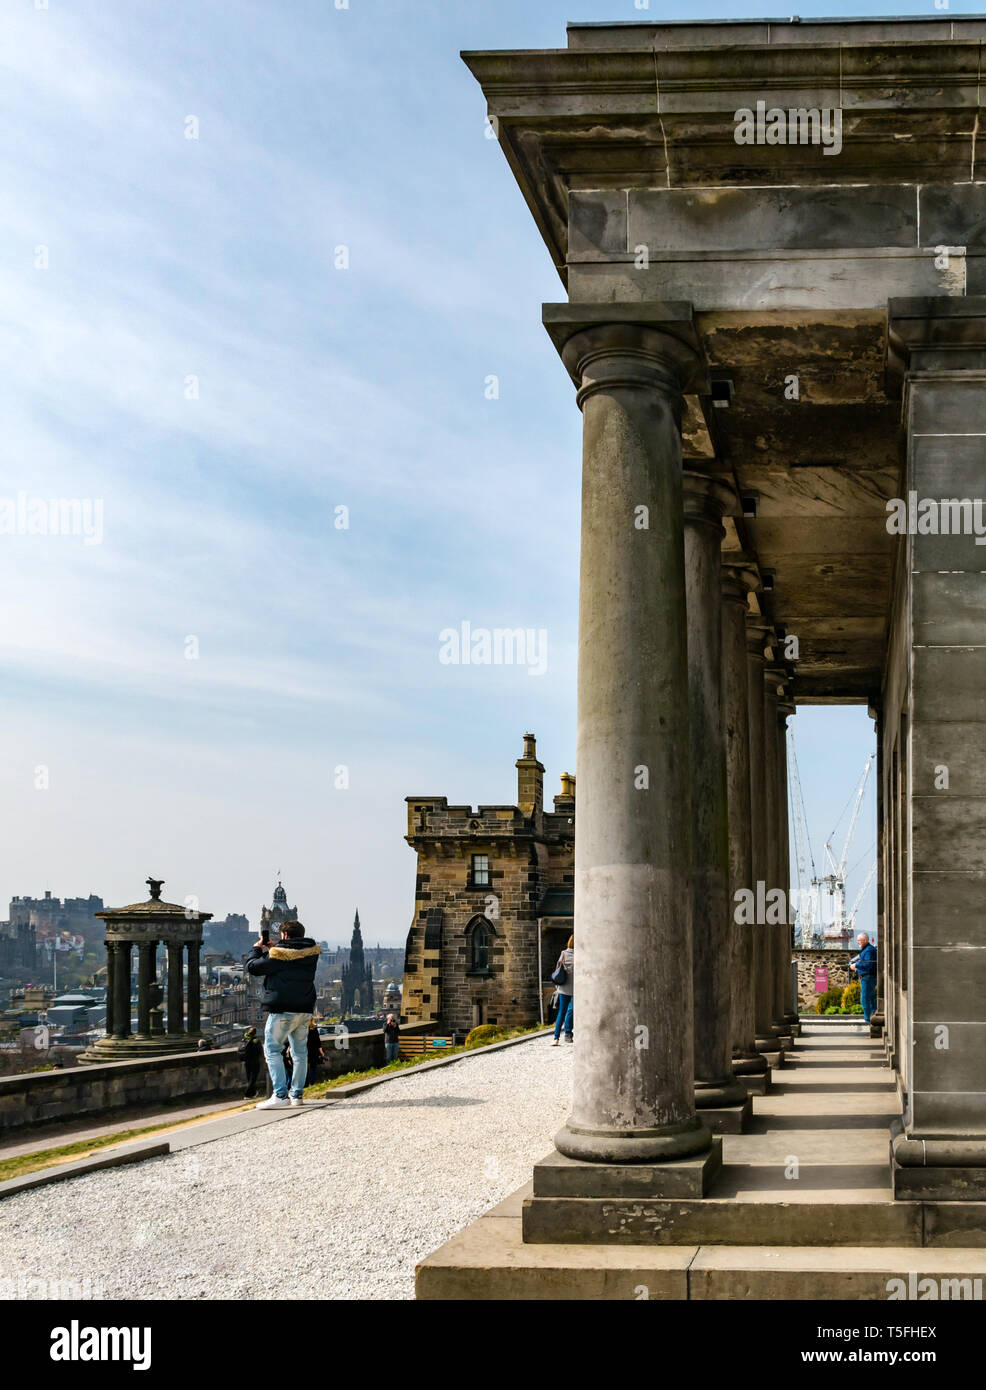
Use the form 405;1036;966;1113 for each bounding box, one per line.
340;909;374;1018
402;734;574;1033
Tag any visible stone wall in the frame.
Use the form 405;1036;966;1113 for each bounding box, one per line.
795;949;853;1012
0;1024;432;1135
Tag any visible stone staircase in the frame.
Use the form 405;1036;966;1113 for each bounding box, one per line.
416;1024;986;1299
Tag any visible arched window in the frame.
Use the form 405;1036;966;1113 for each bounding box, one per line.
467;916;493;974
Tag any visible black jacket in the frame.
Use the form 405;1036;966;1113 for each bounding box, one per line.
246;938;321;1014
238;1038;262;1066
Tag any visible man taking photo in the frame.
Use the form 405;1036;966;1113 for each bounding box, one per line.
245;920;322;1109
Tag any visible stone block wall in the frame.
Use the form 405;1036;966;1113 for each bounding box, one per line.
795;949;853;1012
0;1024;434;1135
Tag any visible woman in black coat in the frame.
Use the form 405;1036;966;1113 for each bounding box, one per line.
306;1019;325;1087
238;1028;262;1098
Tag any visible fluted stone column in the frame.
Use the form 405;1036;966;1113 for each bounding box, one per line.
722;562;768;1086
186;941;201;1035
777;695;798;1030
746;618;777;1052
137;941;154;1036
115;941;132;1039
764;666;793;1044
684;473;749;1129
551;314;713;1166
167;941;184;1036
104;940;118;1038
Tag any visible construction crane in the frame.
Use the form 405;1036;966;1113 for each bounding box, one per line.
815;754;874;945
787;731;818;948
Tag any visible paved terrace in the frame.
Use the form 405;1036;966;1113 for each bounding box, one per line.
4;1024;982;1300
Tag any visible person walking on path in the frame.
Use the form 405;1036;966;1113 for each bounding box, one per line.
238;1027;262;1098
551;935;574;1046
306;1018;325;1086
245;920;321;1109
383;1013;400;1063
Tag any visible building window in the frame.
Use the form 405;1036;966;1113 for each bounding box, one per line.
467;917;493;975
469;854;491;888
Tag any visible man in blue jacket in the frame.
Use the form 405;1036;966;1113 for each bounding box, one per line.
850;932;878;1023
245;920;321;1109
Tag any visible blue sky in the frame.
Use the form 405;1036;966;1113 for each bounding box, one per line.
0;0;907;944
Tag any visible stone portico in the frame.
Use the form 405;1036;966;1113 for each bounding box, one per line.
419;16;986;1294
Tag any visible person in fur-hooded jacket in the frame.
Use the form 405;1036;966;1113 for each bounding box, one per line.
246;920;322;1109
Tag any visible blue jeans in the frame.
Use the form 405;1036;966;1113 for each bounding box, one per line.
553;995;573;1040
860;976;876;1022
264;1012;312;1098
385;1041;399;1062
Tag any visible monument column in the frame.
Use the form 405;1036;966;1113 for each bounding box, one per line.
167;941;185;1036
683;473;750;1131
722;561;769;1088
104;940;118;1038
547;307;713;1166
137;940;154;1036
115;940;132;1038
746;618;778;1055
764;666;793;1045
186;941;201;1035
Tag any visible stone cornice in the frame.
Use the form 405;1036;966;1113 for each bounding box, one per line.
463;34;986;273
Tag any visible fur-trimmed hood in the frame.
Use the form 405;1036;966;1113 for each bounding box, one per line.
267;939;321;962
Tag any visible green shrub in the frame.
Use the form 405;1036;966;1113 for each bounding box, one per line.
464;1024;508;1049
824;1006;840;1015
842;979;861;1009
815;988;844;1015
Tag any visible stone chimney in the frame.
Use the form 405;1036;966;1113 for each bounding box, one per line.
516;732;544;826
553;772;576;814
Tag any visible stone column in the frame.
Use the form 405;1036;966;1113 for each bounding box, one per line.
683;473;750;1130
167;941;184;1036
104;940;117;1038
777;695;798;1029
115;940;132;1038
137;941;154;1036
746;618;777;1052
550;313;713;1167
762;664;792;1045
721;562;768;1086
186;941;201;1035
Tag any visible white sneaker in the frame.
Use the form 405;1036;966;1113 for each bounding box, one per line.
551;1038;560;1047
290;1097;304;1106
255;1096;290;1110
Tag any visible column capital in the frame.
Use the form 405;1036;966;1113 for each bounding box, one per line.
887;295;986;396
777;694;796;722
763;663;787;697
722;555;761;606
543;302;708;403
682;470;737;533
745;616;773;659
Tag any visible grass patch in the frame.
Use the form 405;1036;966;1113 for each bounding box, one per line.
304;1024;548;1097
0;1103;254;1184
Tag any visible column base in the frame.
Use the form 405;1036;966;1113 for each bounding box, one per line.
694;1094;752;1134
754;1036;785;1068
694;1076;749;1108
554;1114;713;1166
892;1131;986;1201
869;1010;885;1039
736;1068;771;1096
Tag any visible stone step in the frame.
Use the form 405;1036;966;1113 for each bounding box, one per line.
521;1193;924;1246
416;1213;986;1300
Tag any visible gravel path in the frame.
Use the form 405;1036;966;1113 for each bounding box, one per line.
0;1035;572;1301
